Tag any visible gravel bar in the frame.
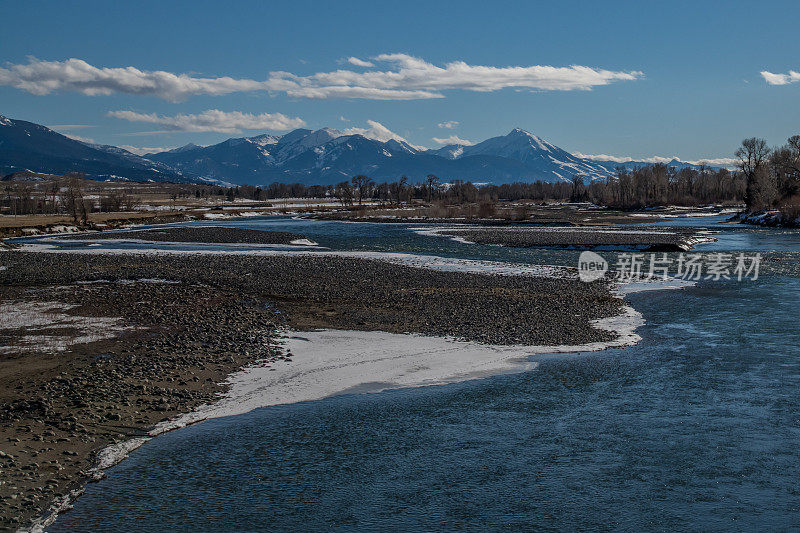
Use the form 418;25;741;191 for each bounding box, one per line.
62;226;311;245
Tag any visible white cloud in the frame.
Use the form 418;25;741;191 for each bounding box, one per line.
281;85;442;100
270;53;643;100
761;70;800;85
0;55;642;101
0;58;271;102
694;157;739;167
574;152;737;168
117;130;175;136
48;124;94;129
432;135;473;146
118;145;178;156
107;109;305;133
347;57;375;68
342;120;425;149
437;121;459;129
63;133;95;144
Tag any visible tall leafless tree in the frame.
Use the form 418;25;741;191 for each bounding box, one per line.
736;137;773;210
351;175;373;205
425;174;439;203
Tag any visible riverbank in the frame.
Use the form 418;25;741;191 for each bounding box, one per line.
310;204;739;226
733;210;800;228
1;247;624;529
415;226;714;251
0;212;196;240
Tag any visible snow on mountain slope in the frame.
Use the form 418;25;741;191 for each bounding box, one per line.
273;128;342;163
448;129;611;181
2;113;728;185
0;115;189;182
144;126;620;185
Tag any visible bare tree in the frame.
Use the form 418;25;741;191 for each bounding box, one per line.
736;137;772;210
334;181;354;207
570;175;586;202
771;135;800;199
392;175;409;205
351;175;373;205
59;174;89;225
425;174;440;203
4;185;15;217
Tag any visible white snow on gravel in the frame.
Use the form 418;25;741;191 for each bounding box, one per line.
152;303;643;433
14;242;573;279
0;301;129;354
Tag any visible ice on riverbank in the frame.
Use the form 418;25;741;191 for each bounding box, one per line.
153;304;643;432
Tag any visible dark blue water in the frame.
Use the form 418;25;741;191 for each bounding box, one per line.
46;217;800;532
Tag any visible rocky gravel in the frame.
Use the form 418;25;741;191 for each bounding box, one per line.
61;226;310;245
0;250;622;529
1;251;621;346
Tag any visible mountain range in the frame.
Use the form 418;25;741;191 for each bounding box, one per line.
145;127;618;185
0;114;722;186
0;115;191;182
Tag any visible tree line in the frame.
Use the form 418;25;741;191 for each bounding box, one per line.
734;135;800;218
241;166;746;209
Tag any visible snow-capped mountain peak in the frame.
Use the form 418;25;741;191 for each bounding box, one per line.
506;128;554;152
273;128;344;163
248;134;279;147
144;124;617;184
166;143;203;153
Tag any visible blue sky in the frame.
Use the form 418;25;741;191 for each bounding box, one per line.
2;0;798;163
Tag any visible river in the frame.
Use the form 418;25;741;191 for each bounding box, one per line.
41;216;800;531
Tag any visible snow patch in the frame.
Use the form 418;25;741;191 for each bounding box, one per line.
289;238;318;246
0;301;129;354
93;437;151;472
155;303;643;430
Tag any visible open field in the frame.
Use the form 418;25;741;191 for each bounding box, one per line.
1;175;354;238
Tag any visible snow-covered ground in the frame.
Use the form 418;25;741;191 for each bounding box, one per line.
93;303;645;475
155;305;643;432
736;210;800;227
0;301;129;354
86;261;697;477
